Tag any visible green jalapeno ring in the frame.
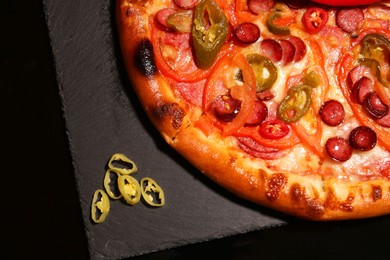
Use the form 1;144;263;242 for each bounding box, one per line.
167;10;193;33
118;175;141;205
278;84;312;123
266;11;291;36
246;54;278;92
302;71;321;88
91;189;110;224
192;0;228;69
108;153;137;175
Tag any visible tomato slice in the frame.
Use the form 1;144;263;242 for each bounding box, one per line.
203;52;256;136
311;0;381;6
302;7;328;34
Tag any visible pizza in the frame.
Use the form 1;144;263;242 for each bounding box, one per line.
116;0;390;220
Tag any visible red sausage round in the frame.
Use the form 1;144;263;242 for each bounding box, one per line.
349;126;377;151
363;92;389;119
336;8;364;33
210;94;241;122
325;137;353;162
351;76;374;104
279;39;296;65
319;100;345;126
235;22;261;44
260;39;282;63
248;0;275;15
174;0;199;9
286;36;306;62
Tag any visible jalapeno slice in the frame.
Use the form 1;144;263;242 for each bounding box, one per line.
167;10;193;33
361;34;390;62
358;58;386;86
108;153;137;175
91;189;110;224
192;0;228;69
246;54;278;92
140;178;165;207
266;10;291;35
278;84;312;123
103;169;122;200
118;175;141;205
302;71;321;88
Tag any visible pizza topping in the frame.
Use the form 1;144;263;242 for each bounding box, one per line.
351;76;374;104
156;8;177;29
361;34;390;62
245;100;268;125
325;137;353;162
283;0;309;9
279;39;296;65
286;36;306;62
246;54;278;92
192;0;229;68
91;190;110;224
278;84;312;123
302;71;321;88
336;8;364;33
174;0;199;9
237;137;289;159
259;119;290;139
247;0;275;14
266;8;291;35
210;94;241;122
363;92;389;119
166;10;193;33
103;169;122;200
260;39;283;63
302;7;328;34
319;100;345;126
234;22;260;44
349;126;377;151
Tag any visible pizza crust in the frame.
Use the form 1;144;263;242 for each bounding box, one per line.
117;0;390;220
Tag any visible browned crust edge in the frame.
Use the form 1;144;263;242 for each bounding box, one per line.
116;0;390;221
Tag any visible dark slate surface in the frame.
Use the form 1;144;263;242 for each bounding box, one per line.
42;0;287;259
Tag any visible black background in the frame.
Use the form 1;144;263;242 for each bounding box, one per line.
2;0;390;259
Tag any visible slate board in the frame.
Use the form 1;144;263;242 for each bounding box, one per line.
42;0;288;259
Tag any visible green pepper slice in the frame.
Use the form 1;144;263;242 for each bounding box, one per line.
266;10;290;36
358;58;386;85
108;153;137;175
302;71;321;88
361;34;390;61
91;189;110;224
246;54;278;92
140;178;165;207
192;0;228;69
118;175;141;205
167;10;193;33
278;84;312;123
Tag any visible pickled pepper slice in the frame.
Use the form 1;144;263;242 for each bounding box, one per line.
278;84;312;123
108;153;137;175
192;0;228;69
103;169;122;200
91;189;110;224
140;178;165;207
118;175;141;205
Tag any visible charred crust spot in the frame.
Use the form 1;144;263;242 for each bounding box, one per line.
154;103;186;130
134;39;157;77
266;173;287;201
372;185;382;202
